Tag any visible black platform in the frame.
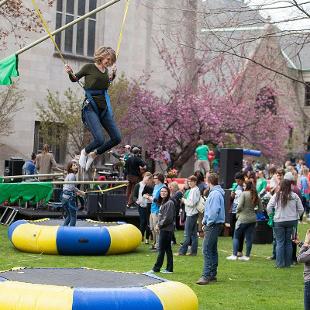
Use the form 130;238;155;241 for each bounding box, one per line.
0;205;139;226
0;268;163;288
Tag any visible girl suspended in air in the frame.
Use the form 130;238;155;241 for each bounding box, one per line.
65;46;121;171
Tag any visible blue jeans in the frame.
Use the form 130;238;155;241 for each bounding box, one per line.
233;222;256;257
179;213;198;255
274;220;297;267
272;228;277;259
305;281;310;310
82;104;121;155
202;224;222;279
62;195;78;226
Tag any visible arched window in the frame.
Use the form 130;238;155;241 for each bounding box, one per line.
255;87;277;115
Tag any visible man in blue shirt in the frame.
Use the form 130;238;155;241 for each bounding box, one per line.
196;173;225;285
22;153;37;176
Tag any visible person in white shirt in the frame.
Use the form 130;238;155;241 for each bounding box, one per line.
177;175;200;256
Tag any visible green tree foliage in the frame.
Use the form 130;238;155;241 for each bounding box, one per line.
109;73;132;126
36;88;84;157
36;75;133;157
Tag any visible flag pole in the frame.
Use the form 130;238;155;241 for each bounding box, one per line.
0;0;9;7
16;0;122;56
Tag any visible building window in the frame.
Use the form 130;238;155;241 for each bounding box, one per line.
55;0;97;57
305;82;310;106
33;121;66;163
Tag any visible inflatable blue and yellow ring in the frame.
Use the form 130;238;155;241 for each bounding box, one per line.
8;220;142;255
0;268;199;310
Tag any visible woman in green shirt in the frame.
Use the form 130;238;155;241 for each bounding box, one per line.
65;46;121;171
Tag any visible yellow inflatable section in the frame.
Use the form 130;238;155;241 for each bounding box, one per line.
11;222;58;254
147;281;199;310
0;281;73;310
106;224;142;254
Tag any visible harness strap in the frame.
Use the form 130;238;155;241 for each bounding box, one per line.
84;89;112;114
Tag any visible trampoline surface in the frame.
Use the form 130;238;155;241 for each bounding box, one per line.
31;219;122;227
0;268;162;288
0;268;199;309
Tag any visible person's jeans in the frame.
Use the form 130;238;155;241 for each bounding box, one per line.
305;281;310;310
272;227;277;259
138;206;148;239
202;224;222;279
153;230;173;272
274;220;297;267
233;222;256;257
230;213;244;253
62;196;77;226
179;214;198;255
82;104;121;155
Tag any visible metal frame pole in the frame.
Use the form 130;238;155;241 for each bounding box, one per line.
16;0;122;56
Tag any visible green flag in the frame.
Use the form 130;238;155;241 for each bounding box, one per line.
0;54;19;85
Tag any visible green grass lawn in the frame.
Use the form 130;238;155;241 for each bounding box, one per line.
0;223;308;310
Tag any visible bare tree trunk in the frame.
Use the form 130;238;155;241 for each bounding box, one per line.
173;139;197;171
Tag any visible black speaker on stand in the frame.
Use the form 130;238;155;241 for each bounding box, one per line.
4;158;25;182
219;148;243;189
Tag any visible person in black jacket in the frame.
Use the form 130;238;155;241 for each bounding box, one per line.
124;147;146;206
132;172;154;243
149;186;175;274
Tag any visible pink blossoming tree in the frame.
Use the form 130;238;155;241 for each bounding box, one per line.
121;41;292;172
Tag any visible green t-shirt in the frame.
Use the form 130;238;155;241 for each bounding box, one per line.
73;63;110;109
195;145;209;160
256;178;267;194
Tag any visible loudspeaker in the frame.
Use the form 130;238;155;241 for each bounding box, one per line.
98;193;127;216
253;221;273;244
219;148;243;189
86;193;99;216
4;158;25;182
224;189;232;225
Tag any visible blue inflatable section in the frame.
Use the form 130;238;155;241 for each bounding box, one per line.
7;219;27;242
56;226;111;255
243;149;261;157
72;287;163;310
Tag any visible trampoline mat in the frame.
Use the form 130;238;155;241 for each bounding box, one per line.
30;219;122;227
0;268;163;288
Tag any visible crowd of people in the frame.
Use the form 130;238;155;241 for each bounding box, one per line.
21;138;310;307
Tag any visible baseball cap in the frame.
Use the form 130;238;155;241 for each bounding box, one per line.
284;172;294;181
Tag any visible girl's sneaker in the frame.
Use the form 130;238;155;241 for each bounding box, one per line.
85;152;96;171
79;149;87;169
226;255;237;260
160;269;173;274
239;256;250;261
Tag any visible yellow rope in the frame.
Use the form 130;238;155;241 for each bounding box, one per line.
86;183;127;194
116;0;131;58
32;0;66;65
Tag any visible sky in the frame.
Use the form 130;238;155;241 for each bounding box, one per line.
247;0;310;30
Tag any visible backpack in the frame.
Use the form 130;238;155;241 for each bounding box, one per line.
197;196;206;214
